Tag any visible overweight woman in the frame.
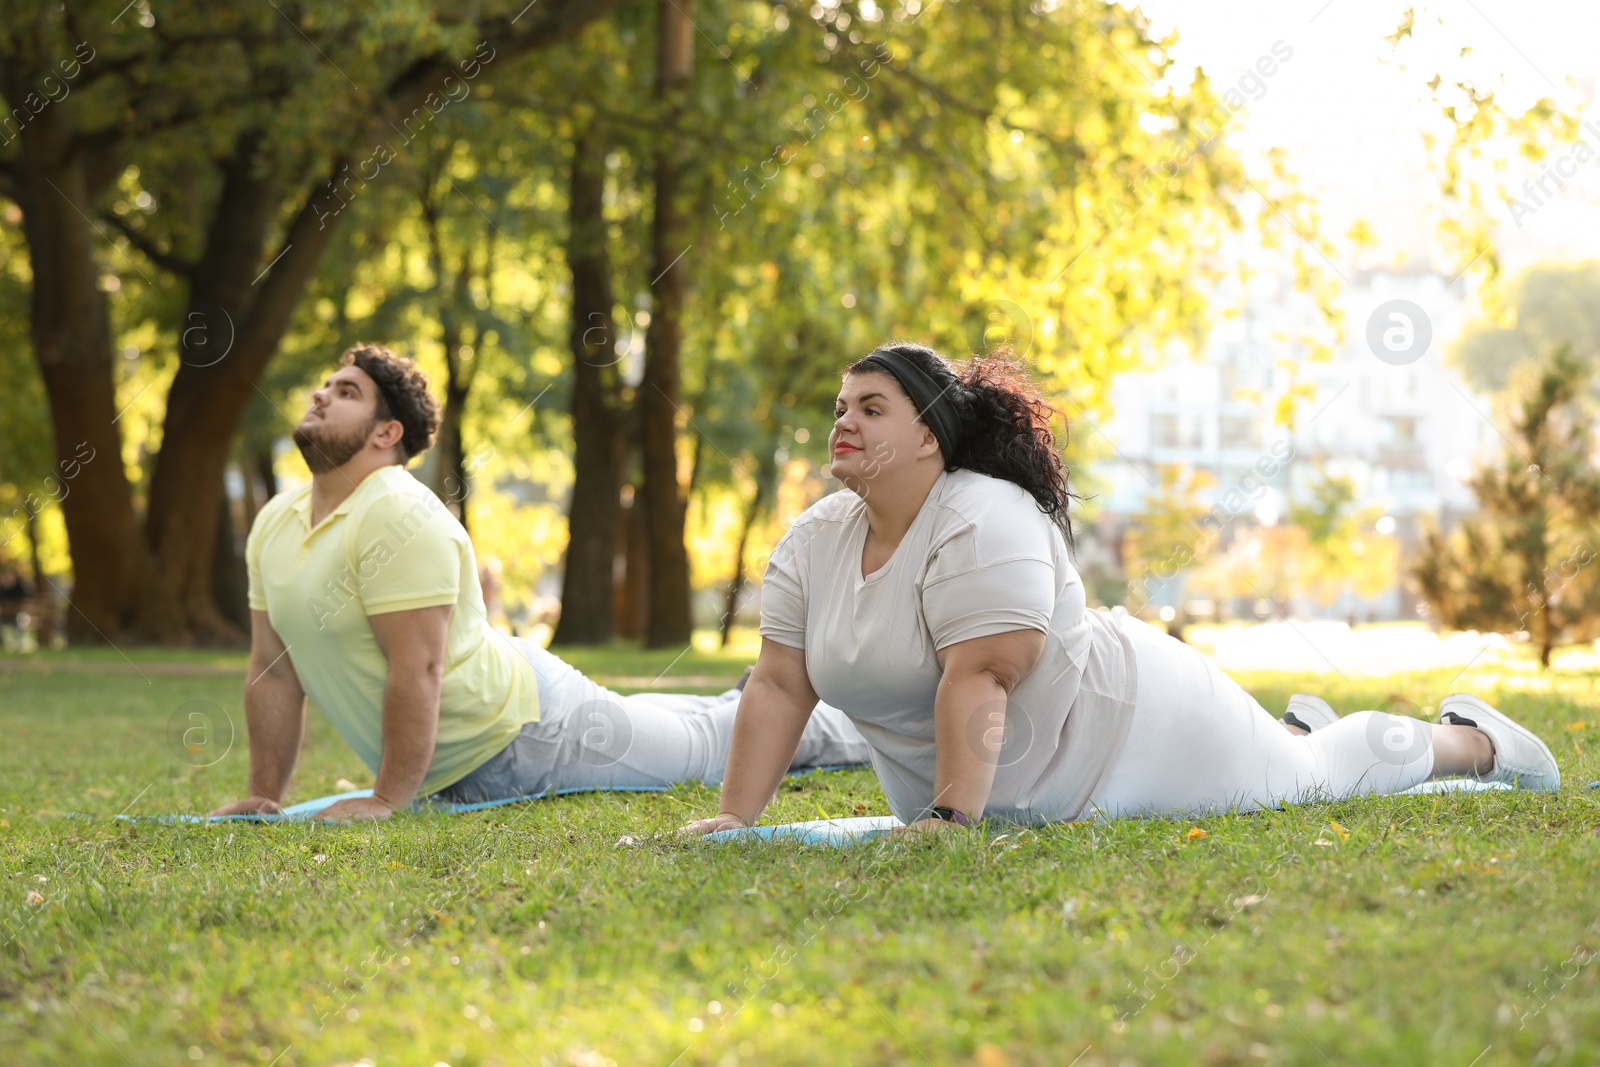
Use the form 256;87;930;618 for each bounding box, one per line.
681;342;1560;835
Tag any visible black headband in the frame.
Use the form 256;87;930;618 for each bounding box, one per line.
855;350;963;465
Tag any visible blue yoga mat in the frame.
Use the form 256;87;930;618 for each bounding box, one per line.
110;763;870;824
704;778;1522;847
120;785;661;825
110;774;1547;834
704;816;901;845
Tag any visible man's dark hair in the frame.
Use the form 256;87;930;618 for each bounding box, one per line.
340;343;441;461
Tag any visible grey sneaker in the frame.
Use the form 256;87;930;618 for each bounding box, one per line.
1283;693;1338;733
1438;693;1561;792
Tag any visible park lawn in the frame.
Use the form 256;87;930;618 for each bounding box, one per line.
3;649;1600;1067
0;626;766;687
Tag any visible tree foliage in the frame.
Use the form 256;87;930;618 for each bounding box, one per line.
1413;346;1600;668
1453;261;1600;392
1383;4;1581;287
1;0;1307;646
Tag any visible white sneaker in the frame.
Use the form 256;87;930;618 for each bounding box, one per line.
1437;693;1561;792
1283;693;1338;733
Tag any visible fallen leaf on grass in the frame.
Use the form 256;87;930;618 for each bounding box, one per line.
1329;821;1350;840
1184;827;1208;842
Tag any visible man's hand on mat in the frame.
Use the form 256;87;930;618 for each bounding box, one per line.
314;796;396;823
208;796;285;817
677;812;750;836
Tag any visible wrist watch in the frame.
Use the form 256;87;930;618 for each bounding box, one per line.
928;805;972;826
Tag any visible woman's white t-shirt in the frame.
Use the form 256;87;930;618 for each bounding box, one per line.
759;468;1138;824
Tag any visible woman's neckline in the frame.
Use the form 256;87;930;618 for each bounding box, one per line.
855;469;949;585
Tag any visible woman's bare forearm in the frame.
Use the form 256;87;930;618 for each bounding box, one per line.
931;669;1008;819
929;629;1044;822
717;675;817;824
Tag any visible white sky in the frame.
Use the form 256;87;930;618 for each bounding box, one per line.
1135;0;1600;274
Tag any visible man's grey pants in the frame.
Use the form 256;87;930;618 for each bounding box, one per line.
433;638;872;804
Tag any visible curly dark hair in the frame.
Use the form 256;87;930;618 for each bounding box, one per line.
340;343;441;462
846;340;1078;547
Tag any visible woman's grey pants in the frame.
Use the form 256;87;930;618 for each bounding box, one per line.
1087;615;1439;819
434;639;872;804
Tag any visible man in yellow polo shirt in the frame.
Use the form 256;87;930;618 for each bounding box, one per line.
211;343;871;822
210;343;538;821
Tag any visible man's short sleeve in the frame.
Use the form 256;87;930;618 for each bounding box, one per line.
246;507;268;612
355;491;464;616
757;523;811;650
921;506;1056;652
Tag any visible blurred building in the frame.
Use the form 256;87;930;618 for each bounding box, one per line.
1084;261;1501;621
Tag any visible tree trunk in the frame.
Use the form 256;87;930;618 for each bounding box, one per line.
435;377;470;531
431;308;471;534
137;137;344;645
719;447;776;648
6;4;628;646
638;0;697;648
12;100;145;641
421;181;477;532
254;446;279;503
211;479;249;631
239;458;259;525
22;506;53;646
616;482;652;640
552;124;628;646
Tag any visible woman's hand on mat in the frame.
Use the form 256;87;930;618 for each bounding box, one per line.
677;812;750;836
314;796;395;823
207;795;285;817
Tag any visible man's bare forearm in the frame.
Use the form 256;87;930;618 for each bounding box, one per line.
242;668;306;802
371;667;442;810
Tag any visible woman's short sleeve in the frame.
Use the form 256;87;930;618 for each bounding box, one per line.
921;508;1057;651
758;523;812;649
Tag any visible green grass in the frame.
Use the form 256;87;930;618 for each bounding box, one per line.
0;625;764;672
4;648;1600;1066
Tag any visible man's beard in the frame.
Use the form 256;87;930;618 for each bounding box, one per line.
292;418;372;474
